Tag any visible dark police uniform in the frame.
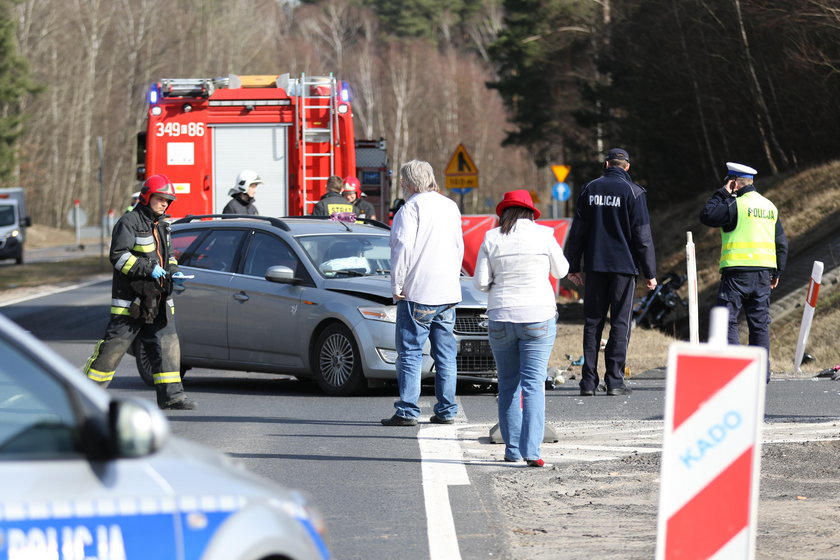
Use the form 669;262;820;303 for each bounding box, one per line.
564;161;657;394
700;178;788;381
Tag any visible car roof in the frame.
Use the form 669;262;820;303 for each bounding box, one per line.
171;215;390;236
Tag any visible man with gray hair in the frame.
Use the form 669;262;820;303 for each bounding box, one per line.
381;160;464;426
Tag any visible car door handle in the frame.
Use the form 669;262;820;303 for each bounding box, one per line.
233;291;249;302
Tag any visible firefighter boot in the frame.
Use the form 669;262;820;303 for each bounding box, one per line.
156;382;197;410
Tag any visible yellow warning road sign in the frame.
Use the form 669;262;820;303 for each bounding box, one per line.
445;144;479;191
551;165;571;183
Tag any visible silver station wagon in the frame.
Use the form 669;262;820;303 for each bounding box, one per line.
134;215;496;396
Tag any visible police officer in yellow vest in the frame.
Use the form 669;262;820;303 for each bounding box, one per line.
700;162;788;381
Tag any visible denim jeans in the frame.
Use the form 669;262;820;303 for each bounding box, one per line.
394;300;458;420
489;319;556;461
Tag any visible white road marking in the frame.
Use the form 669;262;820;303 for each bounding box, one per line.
418;397;470;560
0;276;108;307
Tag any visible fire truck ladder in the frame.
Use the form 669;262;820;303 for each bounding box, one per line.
298;73;338;213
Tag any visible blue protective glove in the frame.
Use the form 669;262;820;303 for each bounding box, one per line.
151;265;167;279
171;271;187;285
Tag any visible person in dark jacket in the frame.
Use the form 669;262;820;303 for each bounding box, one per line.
700;162;788;382
83;174;196;410
311;175;354;216
222;169;262;215
564;148;657;397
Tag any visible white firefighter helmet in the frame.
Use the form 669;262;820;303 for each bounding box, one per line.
229;169;263;196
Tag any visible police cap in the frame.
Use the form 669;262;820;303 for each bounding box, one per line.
606;148;630;162
725;162;757;177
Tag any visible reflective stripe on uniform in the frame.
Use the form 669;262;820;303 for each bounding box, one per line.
110;298;133;316
82;340;104;376
118;254;138;274
133;235;156;253
154;371;182;384
168;256;178;265
87;367;115;383
167;299;174;315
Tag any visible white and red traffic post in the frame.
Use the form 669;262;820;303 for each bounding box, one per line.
656;307;767;560
685;232;699;344
793;261;823;373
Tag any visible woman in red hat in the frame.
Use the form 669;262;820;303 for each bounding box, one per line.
473;189;569;467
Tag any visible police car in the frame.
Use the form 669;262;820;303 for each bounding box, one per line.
0;313;330;560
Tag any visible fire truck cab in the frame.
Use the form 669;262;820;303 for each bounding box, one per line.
137;73;357;218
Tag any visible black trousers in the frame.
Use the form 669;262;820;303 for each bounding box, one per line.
580;272;636;392
717;269;772;381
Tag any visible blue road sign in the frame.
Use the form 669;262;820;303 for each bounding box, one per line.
450;187;474;195
552;182;571;202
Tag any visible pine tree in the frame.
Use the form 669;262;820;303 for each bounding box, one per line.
0;0;38;183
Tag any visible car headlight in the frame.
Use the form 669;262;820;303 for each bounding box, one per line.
8;229;19;238
358;305;397;323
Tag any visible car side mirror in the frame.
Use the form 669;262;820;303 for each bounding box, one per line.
109;398;170;457
265;265;299;284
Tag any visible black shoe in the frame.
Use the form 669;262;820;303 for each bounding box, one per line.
429;415;455;424
580;389;595;396
159;396;197;410
381;414;418;426
606;387;632;396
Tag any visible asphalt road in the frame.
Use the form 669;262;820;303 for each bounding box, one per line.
2;281;840;559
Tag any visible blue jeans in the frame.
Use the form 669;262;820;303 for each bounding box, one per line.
394;300;458;420
490;319;556;461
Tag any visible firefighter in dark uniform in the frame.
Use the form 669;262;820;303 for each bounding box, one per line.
700;162;788;382
311;175;354;216
83;174;196;410
564;148;658;396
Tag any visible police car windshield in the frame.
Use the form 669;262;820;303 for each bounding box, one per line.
297;234;391;278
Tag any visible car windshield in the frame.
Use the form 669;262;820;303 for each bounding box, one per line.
0;205;15;227
297;233;391;277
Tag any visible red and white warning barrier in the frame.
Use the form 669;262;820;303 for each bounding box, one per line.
793;261;823;373
656;307;767;560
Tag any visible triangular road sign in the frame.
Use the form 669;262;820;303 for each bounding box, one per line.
445;144;478;175
551;165;571;183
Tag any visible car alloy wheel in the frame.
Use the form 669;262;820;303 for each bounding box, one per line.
313;323;366;396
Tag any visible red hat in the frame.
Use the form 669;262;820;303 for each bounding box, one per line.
495;189;540;219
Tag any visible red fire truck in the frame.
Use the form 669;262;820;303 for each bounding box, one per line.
136;73;364;217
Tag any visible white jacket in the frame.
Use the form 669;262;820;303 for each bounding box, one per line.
473;219;569;322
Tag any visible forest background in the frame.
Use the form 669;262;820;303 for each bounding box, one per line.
0;0;839;227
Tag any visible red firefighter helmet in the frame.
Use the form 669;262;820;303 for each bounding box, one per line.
342;176;361;196
140;174;177;206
